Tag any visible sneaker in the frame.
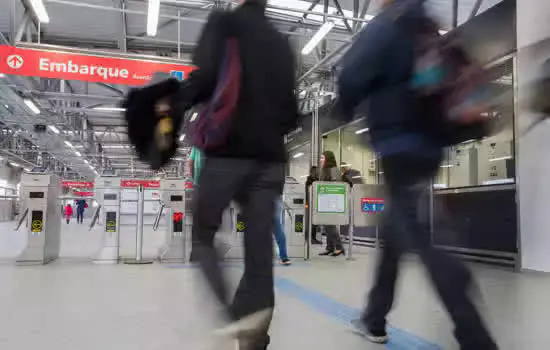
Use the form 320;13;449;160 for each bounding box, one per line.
280;259;291;266
215;308;273;338
350;319;389;344
329;250;345;257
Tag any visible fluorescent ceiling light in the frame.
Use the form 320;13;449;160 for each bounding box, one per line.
93;106;126;112
64;141;74;148
24;168;31;172
28;0;50;23
190;112;199;122
489;156;513;162
48;125;60;134
352;175;362;179
293;152;304;158
23;99;40;114
9;162;21;168
102;144;130;149
355;128;369;134
84;160;89;164
302;21;335;55
74;151;82;157
179;134;185;142
440;164;454;168
147;0;161;36
0;74;5;78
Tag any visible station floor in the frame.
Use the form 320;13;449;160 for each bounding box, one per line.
0;221;549;349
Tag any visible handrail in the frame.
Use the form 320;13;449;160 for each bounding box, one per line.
153;202;165;231
14;208;28;231
89;205;102;231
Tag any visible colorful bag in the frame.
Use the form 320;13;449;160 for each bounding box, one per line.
189;38;241;151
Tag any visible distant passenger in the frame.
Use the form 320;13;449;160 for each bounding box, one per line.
340;162;363;185
64;204;73;224
337;0;497;349
75;199;86;224
318;150;345;257
188;146;204;186
273;197;291;265
177;0;300;348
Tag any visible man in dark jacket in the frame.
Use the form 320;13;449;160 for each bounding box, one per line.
337;1;497;349
180;0;299;349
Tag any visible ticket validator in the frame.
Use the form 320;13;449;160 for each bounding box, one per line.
16;172;61;265
158;178;187;262
282;177;306;258
92;176;121;263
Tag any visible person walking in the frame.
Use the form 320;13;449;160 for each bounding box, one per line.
75;199;86;224
273;197;291;265
64;204;73;224
176;0;300;348
318;150;345;257
337;0;497;349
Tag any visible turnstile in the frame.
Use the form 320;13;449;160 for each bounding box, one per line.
92;176;121;263
282;178;306;258
158;178;188;263
16;173;61;265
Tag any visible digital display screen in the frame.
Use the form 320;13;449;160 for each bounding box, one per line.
170;195;183;202
105;212;117;233
294;214;304;233
293;198;304;205
31;210;43;233
104;193;117;200
29;192;44;199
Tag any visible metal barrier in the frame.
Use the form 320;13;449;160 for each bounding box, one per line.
89;205;101;231
153;201;165;231
14;208;28;231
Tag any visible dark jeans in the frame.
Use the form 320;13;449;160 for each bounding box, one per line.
363;154;497;350
325;225;343;251
77;211;84;224
191;157;284;335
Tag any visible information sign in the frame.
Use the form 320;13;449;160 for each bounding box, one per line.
316;183;347;213
360;198;385;214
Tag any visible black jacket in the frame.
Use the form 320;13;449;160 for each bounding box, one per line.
337;0;440;158
182;3;300;162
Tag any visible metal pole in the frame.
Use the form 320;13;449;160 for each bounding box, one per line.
347;187;354;260
136;184;144;261
429;178;435;246
468;0;484;20
452;0;459;29
177;10;181;59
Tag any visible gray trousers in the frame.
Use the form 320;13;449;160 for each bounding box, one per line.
191;157;285;326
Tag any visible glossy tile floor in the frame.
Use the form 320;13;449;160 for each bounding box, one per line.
0;221;549;349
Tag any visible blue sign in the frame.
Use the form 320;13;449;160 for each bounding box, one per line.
170;70;185;81
360;198;384;213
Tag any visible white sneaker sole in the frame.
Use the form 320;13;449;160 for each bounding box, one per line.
215;308;273;338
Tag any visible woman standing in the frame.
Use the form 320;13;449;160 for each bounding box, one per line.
65;204;73;224
318;150;345;257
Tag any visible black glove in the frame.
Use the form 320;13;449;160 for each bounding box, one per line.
123;78;188;170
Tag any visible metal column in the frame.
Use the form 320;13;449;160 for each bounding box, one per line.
124;184;153;264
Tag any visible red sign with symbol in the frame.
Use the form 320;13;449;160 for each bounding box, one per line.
62;181;94;188
184;181;193;190
120;180;160;188
0;46;195;86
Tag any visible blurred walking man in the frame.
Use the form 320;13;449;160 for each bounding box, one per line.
337;0;498;349
180;0;299;348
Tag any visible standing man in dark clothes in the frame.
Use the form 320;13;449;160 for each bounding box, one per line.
337;0;498;349
177;0;300;348
75;199;86;224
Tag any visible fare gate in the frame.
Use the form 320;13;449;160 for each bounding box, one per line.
346;184;385;258
91;176;121;264
156;178;188;263
15;172;62;265
282;178;307;258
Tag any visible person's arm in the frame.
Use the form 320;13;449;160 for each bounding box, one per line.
337;20;394;122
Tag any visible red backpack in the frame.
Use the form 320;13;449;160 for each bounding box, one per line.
189;38;241;151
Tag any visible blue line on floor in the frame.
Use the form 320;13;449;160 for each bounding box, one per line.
274;277;442;350
167;263;441;349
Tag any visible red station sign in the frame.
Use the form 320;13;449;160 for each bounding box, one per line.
61;181;94;188
120;180;161;188
0;46;195;86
